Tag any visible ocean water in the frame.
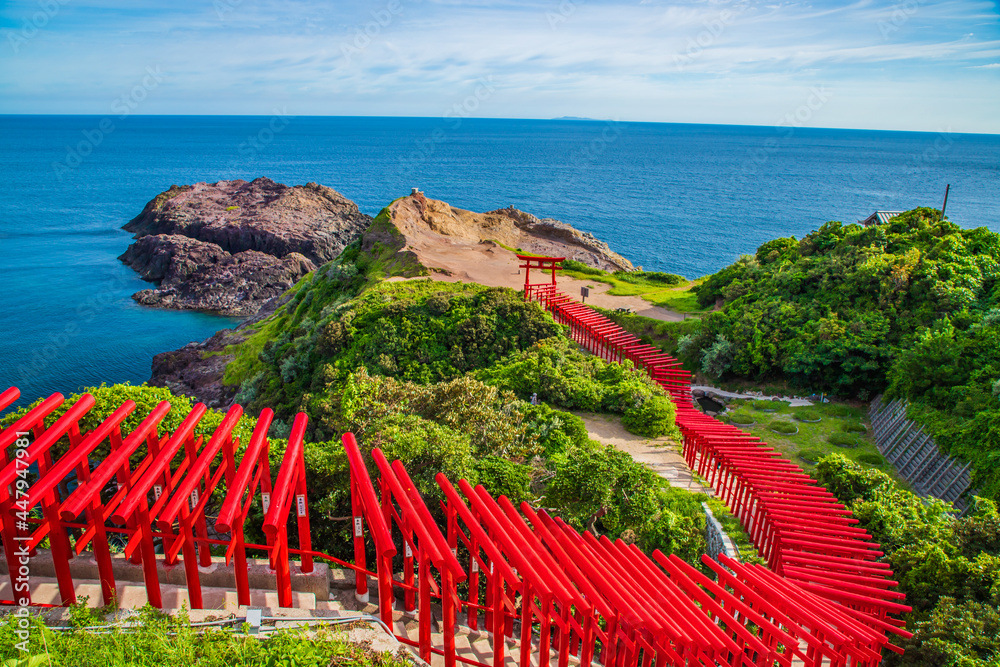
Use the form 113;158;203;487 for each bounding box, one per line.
1;115;998;407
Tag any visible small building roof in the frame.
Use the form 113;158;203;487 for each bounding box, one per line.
859;211;904;227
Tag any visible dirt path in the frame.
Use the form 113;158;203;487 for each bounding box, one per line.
574;412;710;494
396;236;684;322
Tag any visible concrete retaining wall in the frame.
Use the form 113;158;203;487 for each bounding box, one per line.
869;395;972;512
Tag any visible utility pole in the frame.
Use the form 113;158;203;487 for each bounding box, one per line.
940;184;950;221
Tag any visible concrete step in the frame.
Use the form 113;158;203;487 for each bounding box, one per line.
0;576;316;611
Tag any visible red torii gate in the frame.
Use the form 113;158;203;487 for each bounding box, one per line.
0;391;315;610
3;372;912;666
518;254;564;307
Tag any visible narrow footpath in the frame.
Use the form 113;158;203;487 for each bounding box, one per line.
573;412;710;495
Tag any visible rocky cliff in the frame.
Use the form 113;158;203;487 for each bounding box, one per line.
120;178;371;315
387;193;634;273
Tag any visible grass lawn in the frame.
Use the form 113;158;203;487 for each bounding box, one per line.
561;267;710;314
720;399;906;485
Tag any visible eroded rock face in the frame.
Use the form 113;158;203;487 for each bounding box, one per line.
120;235;315;317
386;193;634;272
120;178;370;316
124;178;371;264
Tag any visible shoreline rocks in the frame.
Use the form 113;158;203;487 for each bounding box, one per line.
120;178;371;316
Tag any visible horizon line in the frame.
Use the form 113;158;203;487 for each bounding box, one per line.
0;113;994;137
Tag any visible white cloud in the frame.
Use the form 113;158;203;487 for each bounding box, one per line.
0;0;997;131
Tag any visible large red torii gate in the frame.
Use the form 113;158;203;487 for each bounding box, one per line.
518;253;564;308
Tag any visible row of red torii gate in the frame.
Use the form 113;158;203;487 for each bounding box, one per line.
0;256;911;667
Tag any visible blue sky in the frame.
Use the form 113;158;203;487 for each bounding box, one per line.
1;0;998;132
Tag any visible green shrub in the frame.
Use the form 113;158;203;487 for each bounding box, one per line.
828;432;860;448
793;408;821;422
798;448;824;464
841;421;868;433
700;335;734;378
476;337;661;414
856;452;885;465
475;456;532;505
622;395;676;438
0;605;409;667
752;399;782;412
893;598;1000;667
729;410;755;425
545;444;658;534
523;403;589;456
769;421;798;434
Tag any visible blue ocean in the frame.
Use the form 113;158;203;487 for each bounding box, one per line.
1;115;998;407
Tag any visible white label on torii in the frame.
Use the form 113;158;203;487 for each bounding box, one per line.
512;567;518;578
472;559;479;573
262;492;271;513
153;485;163;500
354;517;363;537
189;488;199;510
451;548;457;557
405;543;413;558
296;494;306;517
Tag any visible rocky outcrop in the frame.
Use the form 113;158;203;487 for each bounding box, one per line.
120;178;371;316
124;178;371;264
387;193;634;273
120;235;315;317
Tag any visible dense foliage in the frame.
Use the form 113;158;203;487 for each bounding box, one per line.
234;279;561;424
684;208;1000;498
816;455;1000;666
0;605;410;667
886;315;1000;498
689;209;999;395
474;337;671;430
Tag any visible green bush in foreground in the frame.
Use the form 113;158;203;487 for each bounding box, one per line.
545;443;706;562
0;606;411;667
841;421;868;433
621;395;677;438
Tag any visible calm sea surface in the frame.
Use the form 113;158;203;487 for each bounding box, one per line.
1;115;998;406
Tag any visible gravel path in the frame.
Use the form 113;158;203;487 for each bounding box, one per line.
574;412;710;495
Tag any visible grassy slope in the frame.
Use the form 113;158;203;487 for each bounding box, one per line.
721;399;908;484
561;267;710;314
